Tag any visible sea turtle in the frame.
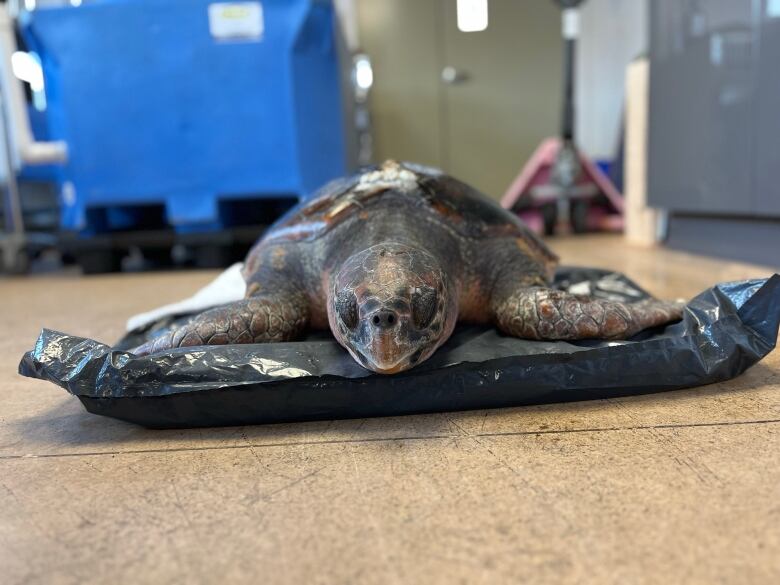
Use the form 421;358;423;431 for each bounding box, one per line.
133;160;683;373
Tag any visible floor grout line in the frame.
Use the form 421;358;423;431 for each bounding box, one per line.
1;418;779;461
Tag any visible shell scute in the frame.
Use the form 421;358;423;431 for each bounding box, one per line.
260;161;558;268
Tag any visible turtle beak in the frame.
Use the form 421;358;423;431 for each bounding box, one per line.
367;362;408;375
344;343;410;374
362;331;410;373
342;324;417;374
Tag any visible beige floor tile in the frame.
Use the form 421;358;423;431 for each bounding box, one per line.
2;422;777;585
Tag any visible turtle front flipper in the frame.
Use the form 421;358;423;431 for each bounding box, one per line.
131;295;309;356
491;286;684;341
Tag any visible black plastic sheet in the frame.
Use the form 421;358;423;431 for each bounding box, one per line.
19;268;780;429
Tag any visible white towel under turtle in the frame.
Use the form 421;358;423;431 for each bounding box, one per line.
126;263;247;332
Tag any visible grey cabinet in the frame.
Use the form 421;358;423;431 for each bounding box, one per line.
648;0;779;218
754;9;780;216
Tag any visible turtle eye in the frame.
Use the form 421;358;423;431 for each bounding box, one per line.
335;291;358;329
411;288;438;329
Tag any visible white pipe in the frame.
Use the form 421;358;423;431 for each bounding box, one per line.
0;6;67;167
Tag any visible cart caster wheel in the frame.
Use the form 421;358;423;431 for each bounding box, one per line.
77;250;123;274
570;199;589;234
4;249;30;274
540;203;558;236
193;245;232;269
142;247;173;268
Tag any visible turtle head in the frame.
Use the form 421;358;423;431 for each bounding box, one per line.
327;243;457;374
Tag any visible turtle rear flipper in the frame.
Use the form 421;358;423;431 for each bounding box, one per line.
131;295;309;355
492;286;684;341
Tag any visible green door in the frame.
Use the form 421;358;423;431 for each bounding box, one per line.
358;0;562;200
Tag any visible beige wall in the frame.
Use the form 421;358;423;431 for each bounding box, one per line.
334;0;361;51
577;0;648;160
357;0;446;169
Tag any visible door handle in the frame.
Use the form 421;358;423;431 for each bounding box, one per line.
441;66;470;85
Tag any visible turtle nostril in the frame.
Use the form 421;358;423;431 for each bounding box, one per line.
371;309;398;329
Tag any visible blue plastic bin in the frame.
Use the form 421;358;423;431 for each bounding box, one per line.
20;0;346;234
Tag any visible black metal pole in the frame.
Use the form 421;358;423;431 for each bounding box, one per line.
554;0;585;141
561;36;576;141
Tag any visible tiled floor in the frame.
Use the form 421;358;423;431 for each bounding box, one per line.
2;235;778;584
